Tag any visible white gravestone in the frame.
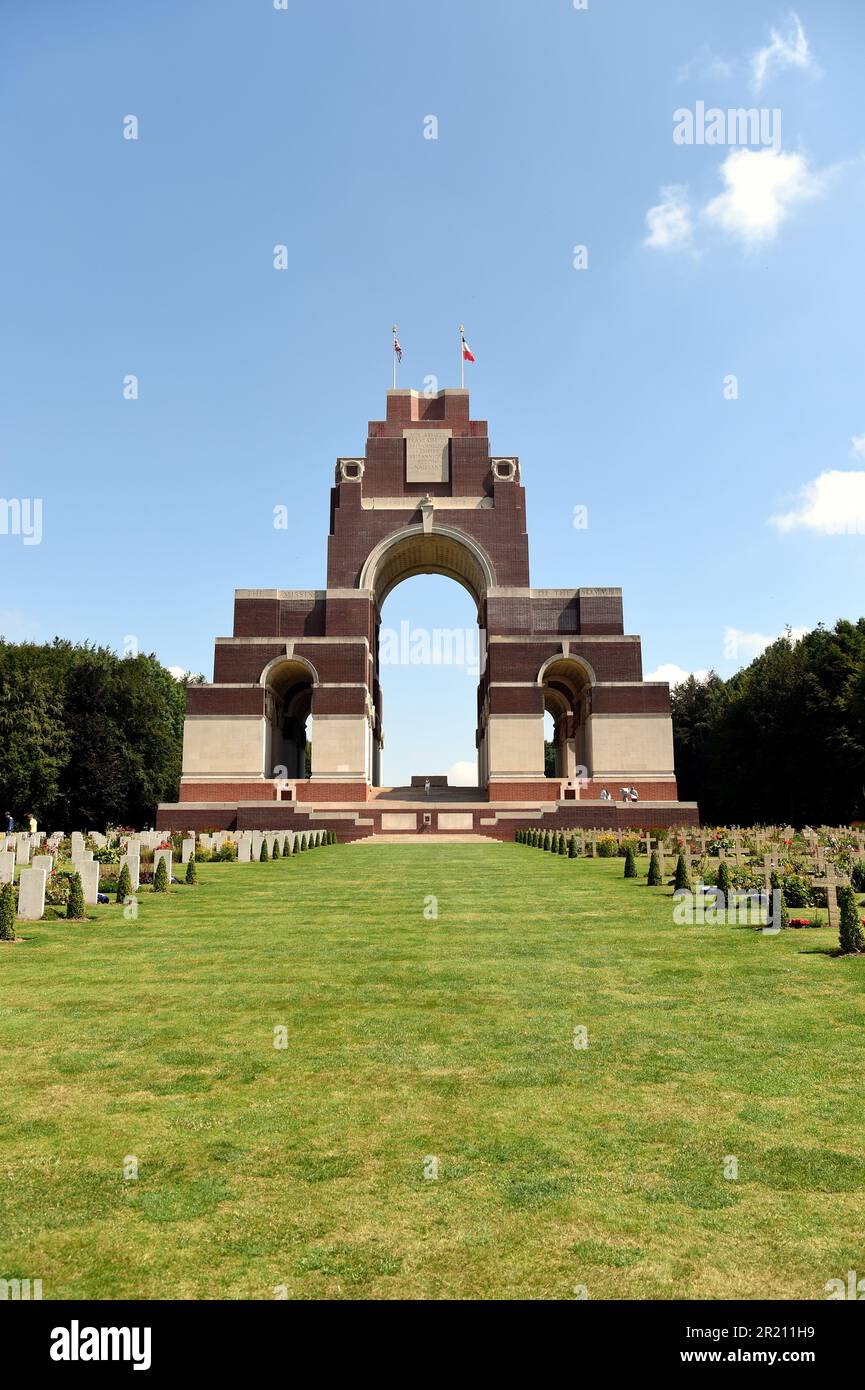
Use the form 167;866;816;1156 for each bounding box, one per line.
0;852;15;884
79;861;100;905
32;853;54;874
181;838;195;864
17;867;46;921
154;848;173;880
120;853;140;892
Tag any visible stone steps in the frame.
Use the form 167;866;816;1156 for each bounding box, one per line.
349;833;496;844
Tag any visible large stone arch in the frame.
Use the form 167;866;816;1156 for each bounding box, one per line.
358;525;492;788
358;523;496;615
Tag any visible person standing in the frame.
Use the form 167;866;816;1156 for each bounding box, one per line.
3;810;13;835
27;812;37;834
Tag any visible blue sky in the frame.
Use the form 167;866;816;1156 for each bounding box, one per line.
3;1;864;785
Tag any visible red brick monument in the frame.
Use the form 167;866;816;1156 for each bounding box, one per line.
157;389;698;837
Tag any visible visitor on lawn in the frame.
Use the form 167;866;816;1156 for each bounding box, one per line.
27;812;37;833
4;810;13;834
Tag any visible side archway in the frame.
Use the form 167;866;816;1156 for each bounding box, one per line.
259;656;319;779
536;655;595;780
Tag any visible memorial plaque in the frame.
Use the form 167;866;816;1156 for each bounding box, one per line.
405;429;450;483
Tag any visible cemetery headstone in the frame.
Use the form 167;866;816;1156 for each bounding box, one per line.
814;862;848;933
79;861;100;906
120;853;140;892
17;867;46;921
154;848;173;880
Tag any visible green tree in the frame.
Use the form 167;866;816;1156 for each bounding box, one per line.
259;839;269;862
674;853;691;893
647;850;661;886
717;859;731;902
624;846;637;878
66;871;86;919
544;739;557;777
116;862;132;903
153;858;169;893
185;856;197;885
838;885;865;954
0;882;16;940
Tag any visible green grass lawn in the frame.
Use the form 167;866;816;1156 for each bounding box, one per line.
1;844;863;1301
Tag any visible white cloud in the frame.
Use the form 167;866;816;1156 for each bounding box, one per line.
723;626;808;662
769;470;865;535
446;759;478;786
703;147;823;244
644;185;694;250
676;46;735;84
850;434;865;459
751;12;812;91
645;663;710;688
168;665;189;681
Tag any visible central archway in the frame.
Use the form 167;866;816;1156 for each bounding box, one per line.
358;523;496;614
377;573;482;789
358;525;494;790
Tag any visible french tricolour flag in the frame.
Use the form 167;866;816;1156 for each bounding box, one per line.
461;335;475;363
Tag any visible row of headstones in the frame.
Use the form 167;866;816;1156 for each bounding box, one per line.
524;829;858;933
5;829;332;921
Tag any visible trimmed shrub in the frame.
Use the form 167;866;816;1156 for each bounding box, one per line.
838;885;865;954
623;846;637;878
301;834;308;852
271;837;281;860
558;833;567;856
647;850;661;886
116;862;132;903
292;837;300;856
568;835;577;859
67;871;86;919
153;858;169;893
259;839;270;862
716;859;731;902
0;882;15;940
185;856;197;885
674;853;691;893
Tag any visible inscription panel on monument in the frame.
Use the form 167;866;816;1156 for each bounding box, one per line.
404;429;451;484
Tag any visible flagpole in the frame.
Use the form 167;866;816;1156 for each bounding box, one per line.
459;324;464;389
392;325;397;390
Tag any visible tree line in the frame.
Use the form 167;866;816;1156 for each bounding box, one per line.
671;619;865;826
0;639;188;828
